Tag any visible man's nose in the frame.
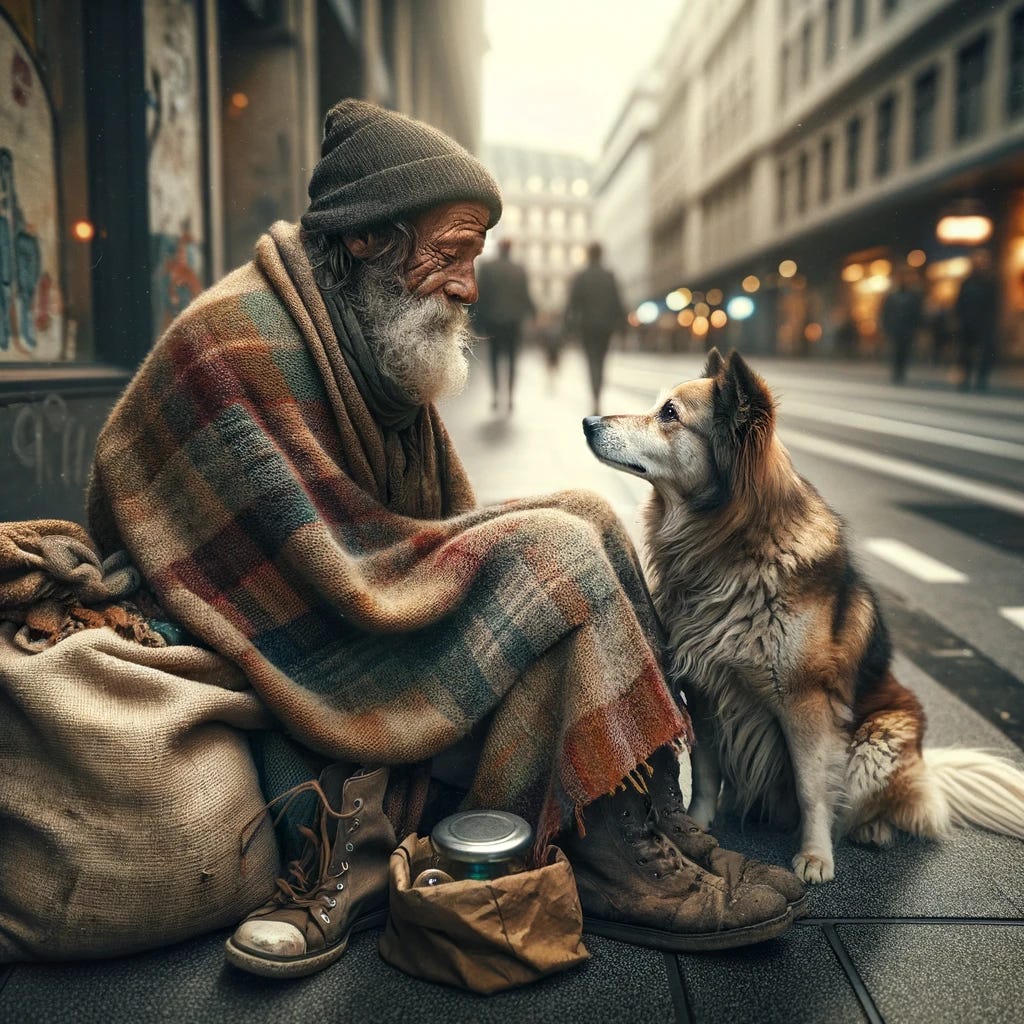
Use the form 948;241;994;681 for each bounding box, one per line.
445;269;478;304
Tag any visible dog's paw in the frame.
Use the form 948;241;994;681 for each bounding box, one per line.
792;851;835;884
687;799;717;829
848;819;895;847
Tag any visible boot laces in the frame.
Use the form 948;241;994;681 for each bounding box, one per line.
621;805;686;879
241;778;360;924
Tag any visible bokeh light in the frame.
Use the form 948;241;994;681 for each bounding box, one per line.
778;259;798;278
742;275;760;293
709;309;728;328
727;295;755;320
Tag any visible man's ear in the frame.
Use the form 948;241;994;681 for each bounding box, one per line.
714;351;775;445
342;231;382;260
702;347;726;378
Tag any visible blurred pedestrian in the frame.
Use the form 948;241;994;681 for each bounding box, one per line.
474;238;534;413
954;249;999;392
881;268;923;384
565;242;626;414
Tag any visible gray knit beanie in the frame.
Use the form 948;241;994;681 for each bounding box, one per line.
301;100;502;236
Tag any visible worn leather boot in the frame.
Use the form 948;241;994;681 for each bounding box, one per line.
562;785;793;952
647;745;807;918
225;764;396;978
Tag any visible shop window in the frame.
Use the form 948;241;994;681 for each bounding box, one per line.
955;34;989;143
1008;6;1024;120
851;0;866;40
820;135;833;204
824;0;839;66
796;151;809;215
1;3;90;363
845;116;862;192
912;67;939;161
875;93;897;178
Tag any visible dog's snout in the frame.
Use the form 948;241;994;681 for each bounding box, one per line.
582;416;602;437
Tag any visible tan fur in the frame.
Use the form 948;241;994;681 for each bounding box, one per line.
585;349;1024;883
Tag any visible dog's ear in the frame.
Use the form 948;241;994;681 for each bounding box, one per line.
713;351;775;450
702;347;726;379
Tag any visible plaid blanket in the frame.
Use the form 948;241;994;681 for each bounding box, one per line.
87;221;690;844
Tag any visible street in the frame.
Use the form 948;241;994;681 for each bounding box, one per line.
442;344;1024;747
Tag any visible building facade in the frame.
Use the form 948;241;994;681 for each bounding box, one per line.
0;0;485;522
482;144;594;324
646;0;1024;361
591;73;661;312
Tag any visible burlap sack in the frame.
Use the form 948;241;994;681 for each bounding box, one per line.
378;834;589;994
0;623;280;962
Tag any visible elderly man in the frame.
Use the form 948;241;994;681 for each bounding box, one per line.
87;101;801;979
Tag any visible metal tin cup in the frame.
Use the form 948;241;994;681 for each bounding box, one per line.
430;810;533;881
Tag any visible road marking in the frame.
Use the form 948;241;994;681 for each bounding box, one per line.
1000;607;1024;631
781;400;1024;461
863;538;968;583
780;428;1024;517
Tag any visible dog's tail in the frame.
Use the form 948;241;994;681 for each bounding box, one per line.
918;748;1024;840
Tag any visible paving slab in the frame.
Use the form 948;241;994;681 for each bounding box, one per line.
0;928;675;1024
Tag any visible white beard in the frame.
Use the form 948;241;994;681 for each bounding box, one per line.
352;266;473;405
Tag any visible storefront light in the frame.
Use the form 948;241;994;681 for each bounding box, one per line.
666;289;691;311
677;309;695;327
691;316;710;337
693;301;710;317
778;259;798;278
709;309;728;328
841;264;864;283
72;220;95;242
741;275;760;293
869;259;892;277
936;213;992;245
706;288;724;306
906;249;927;268
804;322;823;343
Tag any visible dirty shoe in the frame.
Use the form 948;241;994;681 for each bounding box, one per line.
562;785;793;952
225;765;396;979
647;745;807;917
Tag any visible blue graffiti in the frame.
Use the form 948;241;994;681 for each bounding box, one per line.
0;147;42;352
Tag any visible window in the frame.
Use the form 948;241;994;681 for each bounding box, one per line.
796;151;809;214
845;116;862;191
851;0;866;40
776;164;788;225
800;20;813;85
825;0;839;66
780;43;790;105
875;93;897;178
820;135;833;204
1009;6;1024;119
955;34;989;142
912;67;939;161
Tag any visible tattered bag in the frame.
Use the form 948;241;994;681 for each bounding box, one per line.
378;834;589;994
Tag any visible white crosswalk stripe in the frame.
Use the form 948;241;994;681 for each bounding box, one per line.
863;538;969;583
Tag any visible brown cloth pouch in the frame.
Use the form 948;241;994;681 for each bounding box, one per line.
378;834;589;994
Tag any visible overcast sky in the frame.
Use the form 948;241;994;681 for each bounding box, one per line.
481;0;682;161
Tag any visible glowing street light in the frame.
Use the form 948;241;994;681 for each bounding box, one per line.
778;259;798;278
709;309;728;328
726;295;755;320
636;301;660;325
742;275;760;293
936;213;992;246
666;288;691;311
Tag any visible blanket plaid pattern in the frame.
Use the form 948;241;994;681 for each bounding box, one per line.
88;221;690;845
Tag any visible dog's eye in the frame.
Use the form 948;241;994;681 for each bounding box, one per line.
659;401;678;423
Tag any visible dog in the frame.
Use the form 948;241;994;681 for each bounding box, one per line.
583;347;1024;883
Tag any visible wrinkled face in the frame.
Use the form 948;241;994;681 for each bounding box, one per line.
404;201;490;303
584;378;719;499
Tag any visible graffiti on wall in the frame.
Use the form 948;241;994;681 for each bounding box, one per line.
0;13;63;361
145;0;204;333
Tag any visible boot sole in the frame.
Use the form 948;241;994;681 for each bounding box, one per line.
224;908;387;979
582;906;794;953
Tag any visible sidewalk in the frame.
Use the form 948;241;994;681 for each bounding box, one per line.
2;348;1022;1024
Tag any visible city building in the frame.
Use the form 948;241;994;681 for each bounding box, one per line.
591;72;661;312
482;143;594;324
646;0;1024;361
0;0;485;520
